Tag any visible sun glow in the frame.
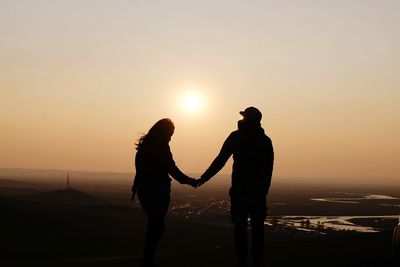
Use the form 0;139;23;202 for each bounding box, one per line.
181;91;204;113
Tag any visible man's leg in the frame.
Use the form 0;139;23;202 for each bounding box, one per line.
231;194;249;266
250;217;264;266
234;219;248;265
249;195;267;267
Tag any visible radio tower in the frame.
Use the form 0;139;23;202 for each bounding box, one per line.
66;171;70;190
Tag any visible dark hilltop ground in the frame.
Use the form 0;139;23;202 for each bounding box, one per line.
1;169;399;267
1;194;398;267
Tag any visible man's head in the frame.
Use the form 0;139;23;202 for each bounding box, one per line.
239;106;262;123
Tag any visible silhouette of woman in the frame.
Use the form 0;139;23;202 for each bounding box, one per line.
132;118;197;267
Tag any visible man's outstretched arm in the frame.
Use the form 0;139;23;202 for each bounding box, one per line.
198;134;234;186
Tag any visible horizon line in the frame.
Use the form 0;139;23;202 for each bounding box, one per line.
0;167;399;186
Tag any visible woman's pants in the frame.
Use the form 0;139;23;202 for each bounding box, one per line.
138;186;170;265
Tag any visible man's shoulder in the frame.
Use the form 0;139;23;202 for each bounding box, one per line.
222;131;240;145
260;128;272;142
230;130;240;136
264;134;272;143
228;130;240;139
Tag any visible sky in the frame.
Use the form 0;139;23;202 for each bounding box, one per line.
1;0;399;184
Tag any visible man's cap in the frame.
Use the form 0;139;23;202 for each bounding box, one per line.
239;106;262;122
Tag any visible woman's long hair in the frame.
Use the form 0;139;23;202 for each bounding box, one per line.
136;118;175;150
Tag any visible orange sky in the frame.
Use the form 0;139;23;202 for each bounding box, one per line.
1;1;399;184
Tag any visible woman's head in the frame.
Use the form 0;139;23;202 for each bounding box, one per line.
148;118;175;139
136;118;175;150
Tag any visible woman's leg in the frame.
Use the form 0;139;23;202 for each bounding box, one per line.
143;215;166;265
139;188;170;266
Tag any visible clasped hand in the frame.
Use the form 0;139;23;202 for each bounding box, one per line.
186;178;207;188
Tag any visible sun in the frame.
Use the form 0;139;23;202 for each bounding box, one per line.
181;91;204;113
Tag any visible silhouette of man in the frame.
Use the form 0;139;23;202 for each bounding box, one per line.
197;107;274;267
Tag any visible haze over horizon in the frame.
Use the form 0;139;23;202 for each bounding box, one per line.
1;1;399;185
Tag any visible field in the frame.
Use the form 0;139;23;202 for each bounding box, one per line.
1;168;399;267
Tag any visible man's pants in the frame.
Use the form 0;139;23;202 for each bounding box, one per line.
230;189;267;263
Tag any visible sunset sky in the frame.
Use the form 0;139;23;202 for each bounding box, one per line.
1;1;399;184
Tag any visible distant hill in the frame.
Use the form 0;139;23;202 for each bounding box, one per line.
21;188;106;205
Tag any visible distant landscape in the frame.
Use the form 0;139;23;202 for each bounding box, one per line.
3;1;400;266
1;168;399;267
